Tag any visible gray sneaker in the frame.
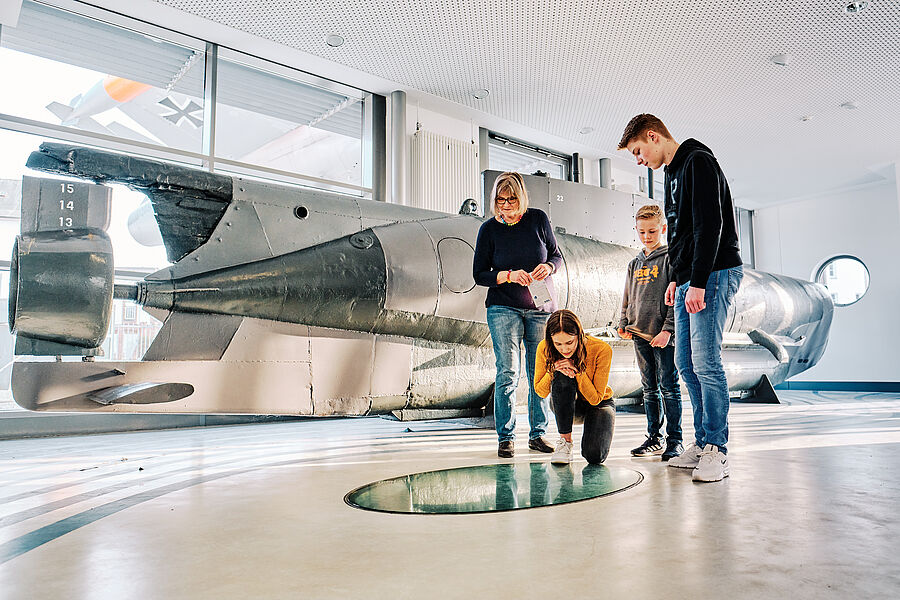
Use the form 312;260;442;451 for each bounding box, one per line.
551;438;574;464
692;444;729;482
667;442;703;468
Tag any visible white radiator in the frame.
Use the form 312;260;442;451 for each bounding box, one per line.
409;130;479;214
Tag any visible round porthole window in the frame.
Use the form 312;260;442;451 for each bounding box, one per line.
814;255;869;307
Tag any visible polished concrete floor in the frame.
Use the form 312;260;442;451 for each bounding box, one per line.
1;391;899;599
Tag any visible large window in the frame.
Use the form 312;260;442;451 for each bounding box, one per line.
0;1;369;192
487;133;569;180
214;51;365;189
0;1;206;156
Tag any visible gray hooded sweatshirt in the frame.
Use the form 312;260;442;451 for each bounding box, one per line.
618;245;675;343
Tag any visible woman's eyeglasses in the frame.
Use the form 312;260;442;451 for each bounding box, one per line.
496;197;518;206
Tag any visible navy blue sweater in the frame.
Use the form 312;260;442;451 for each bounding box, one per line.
472;208;564;311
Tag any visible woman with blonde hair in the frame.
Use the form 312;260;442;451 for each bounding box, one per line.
534;309;615;464
473;171;563;458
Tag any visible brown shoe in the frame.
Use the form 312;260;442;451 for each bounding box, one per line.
498;440;515;458
528;436;555;453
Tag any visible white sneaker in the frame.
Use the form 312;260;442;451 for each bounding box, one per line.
692;444;729;482
667;442;703;468
551;438;574;464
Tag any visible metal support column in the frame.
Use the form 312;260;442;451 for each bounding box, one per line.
367;94;387;203
390;90;407;205
598;158;612;189
201;42;217;171
478;128;490;174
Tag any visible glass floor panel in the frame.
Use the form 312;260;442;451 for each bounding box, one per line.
345;462;642;514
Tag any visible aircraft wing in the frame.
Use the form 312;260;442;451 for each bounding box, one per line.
45;100;121;138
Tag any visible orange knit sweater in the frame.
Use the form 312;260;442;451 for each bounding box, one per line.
534;335;613;405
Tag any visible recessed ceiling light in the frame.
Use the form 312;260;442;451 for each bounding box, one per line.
843;1;868;14
579;126;594;135
472;88;490;100
325;34;345;48
840;100;859;109
770;53;792;66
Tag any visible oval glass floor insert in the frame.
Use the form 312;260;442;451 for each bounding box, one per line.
345;462;643;514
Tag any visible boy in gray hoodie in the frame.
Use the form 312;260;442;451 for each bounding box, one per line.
618;204;683;460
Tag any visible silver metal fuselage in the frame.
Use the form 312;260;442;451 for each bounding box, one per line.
10;146;833;416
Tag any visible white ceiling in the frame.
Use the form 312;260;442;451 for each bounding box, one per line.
141;0;899;208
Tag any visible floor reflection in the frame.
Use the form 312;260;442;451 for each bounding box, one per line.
345;462;642;514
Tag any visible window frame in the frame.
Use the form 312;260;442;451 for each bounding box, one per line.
0;0;373;196
485;132;572;181
813;254;870;307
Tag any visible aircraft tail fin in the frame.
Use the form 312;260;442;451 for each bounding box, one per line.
45;101;74;121
26;142;233;262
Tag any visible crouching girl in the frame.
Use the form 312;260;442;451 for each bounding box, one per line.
534;310;615;464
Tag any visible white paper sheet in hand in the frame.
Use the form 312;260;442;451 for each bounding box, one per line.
529;278;553;307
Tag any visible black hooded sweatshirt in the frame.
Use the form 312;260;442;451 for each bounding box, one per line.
663;138;742;289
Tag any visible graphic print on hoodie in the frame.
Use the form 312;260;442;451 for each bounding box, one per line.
619;245;674;343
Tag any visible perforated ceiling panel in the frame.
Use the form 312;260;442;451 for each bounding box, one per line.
152;0;900;206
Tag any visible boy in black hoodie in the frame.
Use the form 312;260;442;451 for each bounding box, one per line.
618;114;743;483
618;205;682;461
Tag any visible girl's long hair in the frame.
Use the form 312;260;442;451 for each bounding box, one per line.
544;309;587;374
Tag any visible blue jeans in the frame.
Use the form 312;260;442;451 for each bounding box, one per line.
633;336;682;443
674;266;743;452
486;305;551;442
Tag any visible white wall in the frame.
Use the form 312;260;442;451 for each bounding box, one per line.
896;163;900;218
404;105;473;143
753;177;900;382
